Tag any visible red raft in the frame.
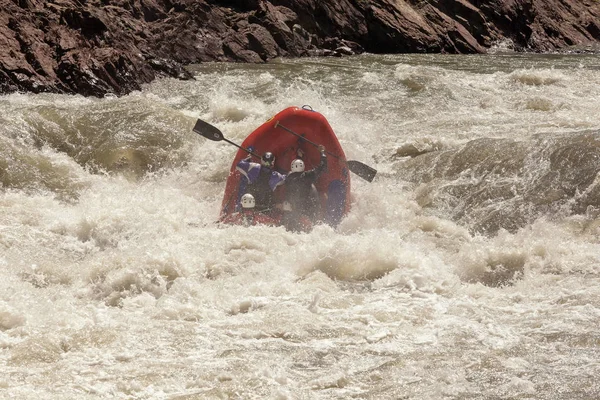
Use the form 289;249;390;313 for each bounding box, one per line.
219;106;351;228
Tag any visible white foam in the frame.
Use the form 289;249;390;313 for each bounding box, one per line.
1;53;600;399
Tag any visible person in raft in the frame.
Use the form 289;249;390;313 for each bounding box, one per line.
221;193;277;226
236;151;285;214
282;145;328;232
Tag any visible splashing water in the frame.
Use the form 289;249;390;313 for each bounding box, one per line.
1;53;600;399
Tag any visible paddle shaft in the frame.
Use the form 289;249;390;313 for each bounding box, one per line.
194;117;376;182
192;119;261;159
274;121;341;160
223;138;261;159
274;121;377;182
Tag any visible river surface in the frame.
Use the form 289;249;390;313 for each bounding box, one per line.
1;52;600;399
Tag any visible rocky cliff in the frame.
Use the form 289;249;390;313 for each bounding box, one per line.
1;0;599;97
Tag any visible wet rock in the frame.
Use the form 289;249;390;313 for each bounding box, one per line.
1;0;599;97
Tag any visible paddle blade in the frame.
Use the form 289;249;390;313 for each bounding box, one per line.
192;119;224;141
347;160;377;182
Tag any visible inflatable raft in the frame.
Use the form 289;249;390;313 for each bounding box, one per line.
219;106;352;228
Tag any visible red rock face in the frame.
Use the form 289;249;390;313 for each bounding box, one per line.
1;0;599;97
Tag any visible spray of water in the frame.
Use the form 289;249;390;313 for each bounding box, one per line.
1;53;600;399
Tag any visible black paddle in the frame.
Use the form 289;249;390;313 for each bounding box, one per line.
192;119;260;159
274;121;377;182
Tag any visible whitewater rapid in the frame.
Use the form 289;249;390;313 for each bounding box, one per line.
1;53;600;399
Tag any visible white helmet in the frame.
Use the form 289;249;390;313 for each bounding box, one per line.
240;193;255;209
290;159;305;173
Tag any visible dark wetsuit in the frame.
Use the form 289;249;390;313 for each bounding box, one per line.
283;152;327;230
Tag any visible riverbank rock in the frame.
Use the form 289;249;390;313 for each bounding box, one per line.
1;0;599;97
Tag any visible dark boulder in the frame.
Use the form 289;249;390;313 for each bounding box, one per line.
1;0;599;97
